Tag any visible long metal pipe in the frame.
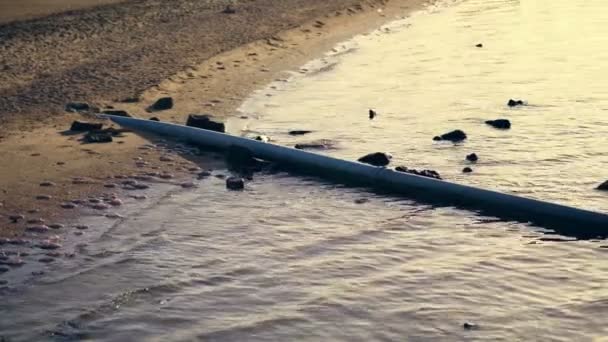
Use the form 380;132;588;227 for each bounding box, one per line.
107;115;608;238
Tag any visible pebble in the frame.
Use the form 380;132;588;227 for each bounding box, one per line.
48;224;65;229
7;238;29;245
2;257;24;266
354;198;369;204
159;173;174;179
215;174;226;179
0;280;8;285
462;167;474;173
92;203;110;210
180;182;196;188
198;171;212;179
32;271;45;276
46;252;62;258
226;177;245;190
129;195;147;200
105;213;124;219
36;195;52;200
88;198;102;204
75;225;89;230
8;214;25;222
61;203;77;209
160;156;173;162
109;199;123;206
39;181;56;187
463;322;478;330
37;241;62;250
104;183;117;188
26;225;50;233
38;257;55;263
27;218;45;224
27;209;40;214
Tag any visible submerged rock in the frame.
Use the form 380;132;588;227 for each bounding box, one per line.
150;97;173;111
226;177;245;190
186;114;226;133
485;119;511;129
395;166;442;180
466;153;479;162
508;99;525;107
288;130;313;136
597;180;608;191
433;130;467;142
70;121;102;132
358;152;391;167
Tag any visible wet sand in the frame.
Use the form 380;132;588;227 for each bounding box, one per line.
0;0;429;239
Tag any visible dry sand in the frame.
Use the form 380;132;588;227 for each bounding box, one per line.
0;0;429;238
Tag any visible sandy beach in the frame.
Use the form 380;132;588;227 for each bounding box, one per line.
0;0;428;238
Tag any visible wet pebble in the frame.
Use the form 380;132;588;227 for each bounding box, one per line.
38;241;62;250
462;167;474;173
74;231;84;236
61;202;77;209
198;171;212;179
105;213;124;219
88;198;102;204
109;199;123;206
160;156;174;162
159;173;174;179
27;209;39;214
129;195;147;200
354;198;369;204
8;214;25;223
215;174;226;179
26;225;50;233
27;218;45;224
39;181;56;187
92;203;110;210
75;225;89;230
180;182;196;188
226;177;245;190
104;183;117;188
48;224;65;229
463;322;478;330
36;195;52;200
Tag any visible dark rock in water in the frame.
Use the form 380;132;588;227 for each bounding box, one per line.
597;180;608;191
462;167;473;173
395;166;442;180
466;153;479;162
84;131;113;143
463;322;478;330
254;135;270;142
226;177;245;190
294;139;336;150
186;114;225;133
222;5;236;14
358;152;391;167
369;109;377;120
70;121;102;132
150;97;173;111
508;99;525;107
149;117;160;121
65;102;90;113
485;119;511;129
102;110;131;117
288;130;312;136
475;43;483;48
433;129;467;142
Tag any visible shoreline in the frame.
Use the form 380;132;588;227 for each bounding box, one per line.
0;0;430;240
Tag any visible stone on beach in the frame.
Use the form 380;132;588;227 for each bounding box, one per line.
9;214;25;223
597;180;608;191
37;241;62;250
26;225;50;233
226;177;245;190
101;110;131;117
70;121;103;131
395;166;442;180
40;181;56;187
433;129;467;142
65;102;91;113
485;119;511;129
36;195;52;200
466;153;479;162
84;130;113;143
186;114;226;133
180;182;197;188
149;97;174;111
358;152;391;167
508;99;525;107
463;167;473;173
109;198;123;206
288;130;313;136
48;224;64;229
27;218;45;224
38;257;55;263
61;202;77;209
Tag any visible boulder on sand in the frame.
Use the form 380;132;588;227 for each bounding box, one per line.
433;129;467;142
186;114;225;133
149;97;174;111
358;152;391;167
70;121;103;131
485;119;511;129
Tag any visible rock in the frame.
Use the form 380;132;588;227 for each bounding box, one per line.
294;139;336;150
8;214;24;223
84;131;113;143
150;97;173;111
369;109;377;120
92;203;110;210
39;181;56;187
60;202;77;209
186;114;226;133
26;225;50;233
395;166;442;180
433;129;467;142
226;177;245;190
197;171;212;179
485;119;511;129
75;225;89;230
36;195;52;200
475;43;483;48
37;241;61;250
288;130;313;136
180;182;196;188
149;117;160;121
358;152;391;167
65;102;90;113
38;257;55;263
463;322;478;330
48;224;64;229
222;5;236;14
109;199;123;206
254;135;270;142
70;121;103;131
462;167;473;173
597;180;608;191
102;110;131;117
120;97;140;103
27;218;44;224
354;198;369;204
466;153;478;162
507;99;525;107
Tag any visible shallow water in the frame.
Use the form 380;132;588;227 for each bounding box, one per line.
2;0;608;340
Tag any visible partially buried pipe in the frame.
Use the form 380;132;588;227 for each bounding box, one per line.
106;115;608;238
